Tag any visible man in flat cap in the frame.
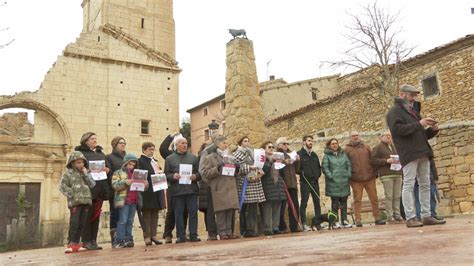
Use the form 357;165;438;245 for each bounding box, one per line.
386;85;445;227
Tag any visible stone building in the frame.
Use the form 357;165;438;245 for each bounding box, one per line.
187;34;473;219
186;94;225;155
260;74;341;121
0;0;179;246
266;34;474;216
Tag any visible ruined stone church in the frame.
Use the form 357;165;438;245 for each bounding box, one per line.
0;0;179;245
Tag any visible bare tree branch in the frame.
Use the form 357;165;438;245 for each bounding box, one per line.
0;1;14;49
324;1;413;110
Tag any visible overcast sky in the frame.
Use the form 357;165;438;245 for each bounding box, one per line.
0;0;472;120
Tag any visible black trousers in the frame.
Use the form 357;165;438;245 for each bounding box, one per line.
205;186;218;237
68;204;90;244
300;181;321;225
242;202;259;236
331;196;348;222
109;197;119;230
279;188;300;232
82;198;102;243
163;191;187;238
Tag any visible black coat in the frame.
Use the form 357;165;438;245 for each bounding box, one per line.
159;135;174;159
138;155;165;210
105;149;125;180
261;159;286;201
164;151;201;197
74;145;112;200
386;98;438;166
297;148;322;185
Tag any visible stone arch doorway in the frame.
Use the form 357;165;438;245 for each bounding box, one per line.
0;99;71;248
0;99;71;146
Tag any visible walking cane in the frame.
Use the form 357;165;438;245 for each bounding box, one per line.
283;182;304;231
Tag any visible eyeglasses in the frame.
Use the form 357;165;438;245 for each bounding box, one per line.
267;146;274;149
282;143;289;145
118;142;127;145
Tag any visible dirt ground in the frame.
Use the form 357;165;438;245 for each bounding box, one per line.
2;215;473;265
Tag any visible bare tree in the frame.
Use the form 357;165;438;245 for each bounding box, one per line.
326;2;413;109
1;1;15;49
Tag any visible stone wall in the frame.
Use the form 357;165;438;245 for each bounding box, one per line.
266;86;388;141
431;123;474;214
265;36;474;216
398;42;474;123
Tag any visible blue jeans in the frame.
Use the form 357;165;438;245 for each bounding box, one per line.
415;181;437;219
173;194;198;239
116;204;136;243
402;157;431;219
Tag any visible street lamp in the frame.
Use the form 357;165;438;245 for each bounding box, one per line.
208;119;220;137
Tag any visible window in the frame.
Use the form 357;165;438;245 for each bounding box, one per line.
288;117;294;129
141;120;150;135
317;131;326;138
204;129;210;141
203;107;208;116
422;75;440;98
220;122;225;134
141;18;145;29
220;100;226;110
311;87;318;100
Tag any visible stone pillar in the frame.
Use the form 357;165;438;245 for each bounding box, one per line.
224;38;266;150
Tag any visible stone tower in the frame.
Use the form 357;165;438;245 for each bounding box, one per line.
0;0;179;245
224;38;266;149
82;0;176;58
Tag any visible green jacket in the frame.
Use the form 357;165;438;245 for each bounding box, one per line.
112;153;144;208
322;148;351;197
59;151;96;208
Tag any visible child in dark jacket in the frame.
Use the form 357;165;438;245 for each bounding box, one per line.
112;153;146;248
59;151;96;253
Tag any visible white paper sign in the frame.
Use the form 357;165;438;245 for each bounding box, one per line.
272;152;286;170
288;150;298;164
130;182;146;191
130;169;148;191
89;160;107;181
222;164;236;176
274;162;286;170
390;155;402;171
179;164;193;185
253;149;266;169
152;173;168;192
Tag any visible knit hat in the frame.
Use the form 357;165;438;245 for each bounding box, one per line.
80;132;96;146
276;137;289;145
213;135;226;146
111;136;125;148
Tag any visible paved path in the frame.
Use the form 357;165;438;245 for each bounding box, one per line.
2;216;473;265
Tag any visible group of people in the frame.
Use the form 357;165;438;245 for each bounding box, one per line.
59;83;446;253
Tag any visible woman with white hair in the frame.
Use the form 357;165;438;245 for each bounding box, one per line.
201;136;240;240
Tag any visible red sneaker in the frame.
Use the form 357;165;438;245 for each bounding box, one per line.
65;243;75;254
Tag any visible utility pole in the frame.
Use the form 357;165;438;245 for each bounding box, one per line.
266;59;272;81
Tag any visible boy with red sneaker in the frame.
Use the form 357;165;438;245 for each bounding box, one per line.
59;151;96;253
